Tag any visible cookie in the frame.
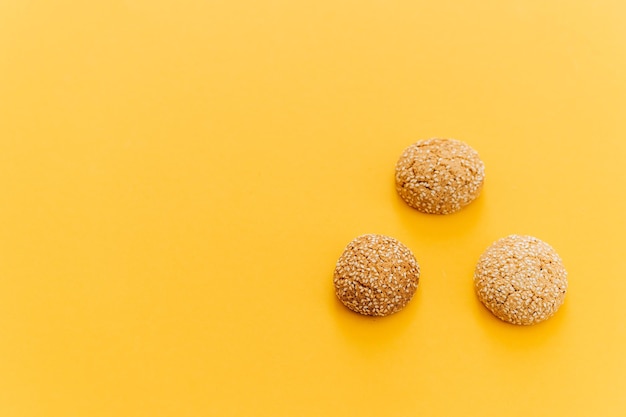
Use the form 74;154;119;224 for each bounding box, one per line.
395;138;485;214
334;234;420;316
474;235;568;325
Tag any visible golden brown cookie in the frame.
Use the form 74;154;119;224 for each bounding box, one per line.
474;235;568;325
333;234;420;316
395;138;485;214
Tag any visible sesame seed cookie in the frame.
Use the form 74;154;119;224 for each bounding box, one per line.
474;235;568;325
334;234;420;317
395;138;485;214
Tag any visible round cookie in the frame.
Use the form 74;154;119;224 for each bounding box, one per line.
334;234;420;317
395;138;485;214
474;235;568;325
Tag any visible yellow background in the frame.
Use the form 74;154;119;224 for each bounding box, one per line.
1;0;625;416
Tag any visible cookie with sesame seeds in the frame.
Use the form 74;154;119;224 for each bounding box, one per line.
333;234;420;317
395;138;485;214
474;235;568;325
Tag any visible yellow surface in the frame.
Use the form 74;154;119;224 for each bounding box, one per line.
1;0;625;416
